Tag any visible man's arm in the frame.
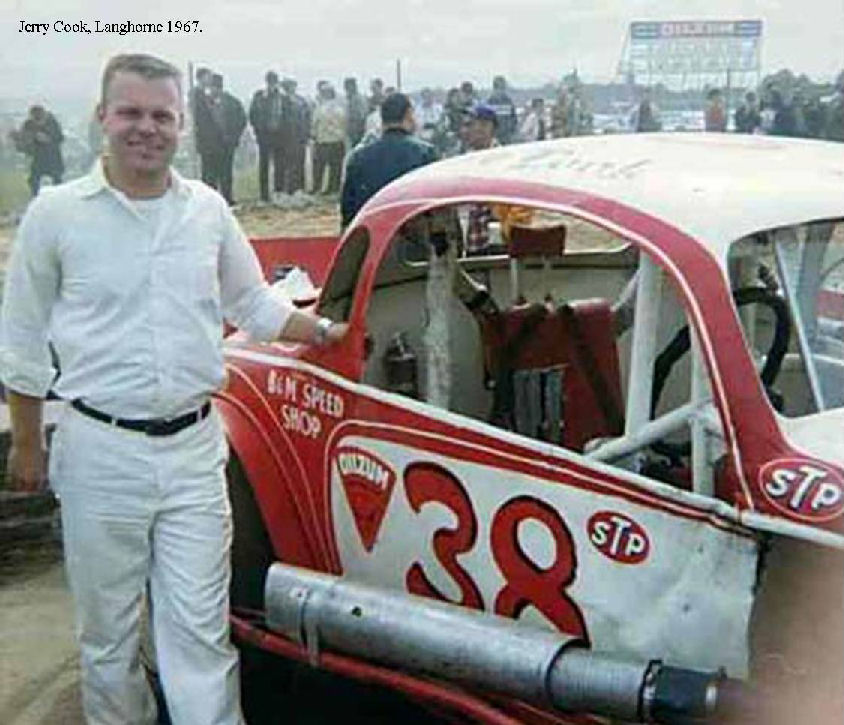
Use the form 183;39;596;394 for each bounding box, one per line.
218;202;348;345
6;391;46;492
0;196;60;491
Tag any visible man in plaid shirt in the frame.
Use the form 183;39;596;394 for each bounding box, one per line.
463;104;499;256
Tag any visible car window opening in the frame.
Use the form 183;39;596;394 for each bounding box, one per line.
364;201;732;500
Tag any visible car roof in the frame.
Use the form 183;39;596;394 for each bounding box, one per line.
367;133;844;258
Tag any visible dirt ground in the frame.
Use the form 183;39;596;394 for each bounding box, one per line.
0;199;341;256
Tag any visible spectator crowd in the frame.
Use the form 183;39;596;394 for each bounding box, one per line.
7;66;844;210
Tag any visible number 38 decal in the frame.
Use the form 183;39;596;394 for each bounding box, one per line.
403;462;588;641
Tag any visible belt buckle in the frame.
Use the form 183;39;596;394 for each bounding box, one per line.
146;416;175;436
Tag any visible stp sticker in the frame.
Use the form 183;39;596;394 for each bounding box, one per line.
587;511;650;564
333;446;397;551
758;458;844;523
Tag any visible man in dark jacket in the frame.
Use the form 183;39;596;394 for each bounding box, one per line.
341;93;437;227
281;78;310;193
486;75;517;144
344;77;368;148
734;91;762;134
249;71;288;202
14;105;64;196
198;74;246;204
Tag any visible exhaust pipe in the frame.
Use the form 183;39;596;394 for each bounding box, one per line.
265;563;740;723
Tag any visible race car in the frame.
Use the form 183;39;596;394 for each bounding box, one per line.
219;133;844;724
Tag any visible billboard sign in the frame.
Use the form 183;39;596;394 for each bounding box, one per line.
625;19;763;82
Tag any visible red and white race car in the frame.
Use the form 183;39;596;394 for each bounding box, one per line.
220;133;844;724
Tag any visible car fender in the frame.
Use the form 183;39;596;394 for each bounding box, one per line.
215;394;323;569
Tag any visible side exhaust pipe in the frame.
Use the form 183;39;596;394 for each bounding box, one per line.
265;564;743;723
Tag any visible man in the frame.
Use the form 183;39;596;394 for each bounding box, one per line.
281;77;310;194
459;80;478;112
0;53;346;724
704;88;727;132
341;92;437;227
631;90;661;132
13;105;64;196
248;70;287;203
519;98;547;142
462;104;499;256
769;89;799;137
368;77;385;113
311;82;346;195
550;85;570;138
416;87;445;149
465;102;499;152
199;73;246;204
486;75;517;144
344;77;368;149
734;91;762;134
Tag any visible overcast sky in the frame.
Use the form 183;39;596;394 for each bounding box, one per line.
3;0;844;105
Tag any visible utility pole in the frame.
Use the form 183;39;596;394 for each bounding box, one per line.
396;59;402;91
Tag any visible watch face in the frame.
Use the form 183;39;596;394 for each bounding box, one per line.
315;317;332;344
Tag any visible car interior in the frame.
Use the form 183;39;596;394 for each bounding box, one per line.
316;204;844;501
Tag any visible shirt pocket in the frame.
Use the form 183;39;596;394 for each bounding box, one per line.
193;252;220;302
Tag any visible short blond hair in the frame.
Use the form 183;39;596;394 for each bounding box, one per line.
100;53;182;105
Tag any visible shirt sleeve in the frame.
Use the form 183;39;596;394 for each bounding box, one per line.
0;194;60;397
218;201;295;341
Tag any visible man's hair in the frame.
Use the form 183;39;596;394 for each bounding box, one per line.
211;73;224;89
266;70;279;84
381;92;411;124
196;67;212;80
101;53;182;105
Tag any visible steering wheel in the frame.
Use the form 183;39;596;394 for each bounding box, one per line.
650;286;791;462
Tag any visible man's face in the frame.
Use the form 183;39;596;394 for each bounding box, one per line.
98;71;182;177
468;118;494;149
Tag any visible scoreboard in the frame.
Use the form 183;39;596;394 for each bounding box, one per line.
623;20;762;86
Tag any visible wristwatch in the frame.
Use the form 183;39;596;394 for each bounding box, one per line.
314;317;333;346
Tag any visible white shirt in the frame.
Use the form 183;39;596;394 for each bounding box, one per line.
415;102;444;142
0;160;294;418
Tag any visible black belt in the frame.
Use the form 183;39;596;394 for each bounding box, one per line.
71;400;212;437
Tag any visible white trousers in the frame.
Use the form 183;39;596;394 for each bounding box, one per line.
50;405;244;725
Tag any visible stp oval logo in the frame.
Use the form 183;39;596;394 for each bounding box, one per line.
758;458;844;523
587;511;650;565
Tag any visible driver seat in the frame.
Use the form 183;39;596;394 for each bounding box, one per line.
476;225;625;451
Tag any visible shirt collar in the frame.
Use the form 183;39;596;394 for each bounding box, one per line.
75;157;191;200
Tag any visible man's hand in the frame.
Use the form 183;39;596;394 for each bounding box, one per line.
325;321;349;345
6;391;47;492
6;442;47;492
